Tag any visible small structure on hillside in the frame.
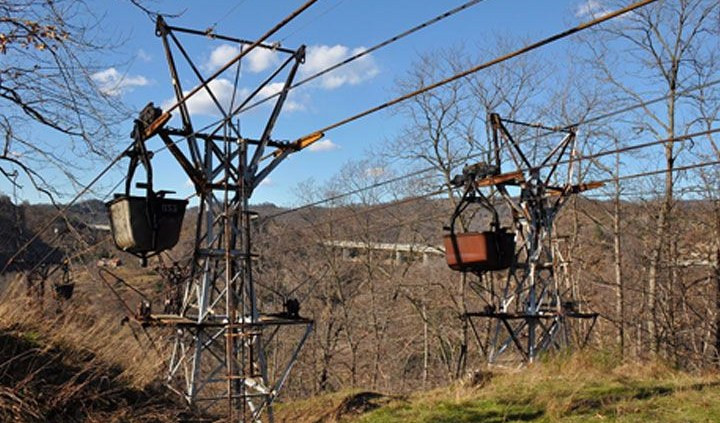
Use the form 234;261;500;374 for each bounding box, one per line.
323;240;444;265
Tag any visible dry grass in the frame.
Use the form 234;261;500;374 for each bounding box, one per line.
0;268;169;389
2;268;719;422
275;390;396;423
0;325;198;422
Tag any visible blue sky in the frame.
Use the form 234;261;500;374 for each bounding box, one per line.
2;0;614;206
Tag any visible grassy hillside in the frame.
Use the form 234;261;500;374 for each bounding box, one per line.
1;284;718;422
276;352;720;423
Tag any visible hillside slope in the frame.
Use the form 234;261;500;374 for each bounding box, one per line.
0;326;200;422
275;353;720;423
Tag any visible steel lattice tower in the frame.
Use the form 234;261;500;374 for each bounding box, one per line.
135;17;319;422
466;113;600;364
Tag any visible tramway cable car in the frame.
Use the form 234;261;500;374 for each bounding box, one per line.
443;162;515;273
106;104;187;266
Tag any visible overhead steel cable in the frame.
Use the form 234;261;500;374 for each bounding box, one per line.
585;185;715;200
150;0;666;213
273;184;448;236
283;158;720;246
125;0;493;172
0;0;665;275
238;0;491;114
279;0;348;43
134;0;492;172
0;2;319;275
493;127;720;186
132;0;496;207
597;159;720;185
146;0;492;159
271;126;720;236
210;0;251;30
161;0;319;117
264;167;445;220
264;77;720;221
0;152;127;274
108;87;720;250
306;207;451;248
8;174;129;282
296;0;659;139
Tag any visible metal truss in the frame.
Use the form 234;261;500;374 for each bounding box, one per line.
135;17;319;422
466;113;599;364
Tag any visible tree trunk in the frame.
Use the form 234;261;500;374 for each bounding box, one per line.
714;200;720;367
422;300;429;389
613;165;624;358
647;88;676;355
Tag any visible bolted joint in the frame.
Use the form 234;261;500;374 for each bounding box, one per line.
155;15;169;37
296;44;306;63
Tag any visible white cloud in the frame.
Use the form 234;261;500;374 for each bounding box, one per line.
137;49;152;62
162;78;306;116
259;177;273;187
247;48;280;73
308;139;339;152
161;78;249;117
575;0;610;18
91;67;149;96
206;44;241;71
301;45;379;90
204;44;280;73
258;82;304;112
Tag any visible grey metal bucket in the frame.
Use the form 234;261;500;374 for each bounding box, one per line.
106;195;187;255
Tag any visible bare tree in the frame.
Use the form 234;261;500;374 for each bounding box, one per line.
583;0;718;357
687;43;720;365
0;0;132;201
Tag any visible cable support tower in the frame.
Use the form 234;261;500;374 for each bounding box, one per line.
450;121;720;365
100;2;324;420
444;113;602;364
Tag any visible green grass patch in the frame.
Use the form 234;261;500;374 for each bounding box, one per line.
358;398;543;423
277;352;720;423
20;329;42;346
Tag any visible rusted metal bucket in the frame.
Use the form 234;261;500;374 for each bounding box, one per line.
443;230;515;272
106;195;187;255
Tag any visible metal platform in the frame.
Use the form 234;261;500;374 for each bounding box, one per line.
466;311;599;320
141;314;313;328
